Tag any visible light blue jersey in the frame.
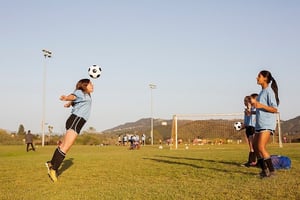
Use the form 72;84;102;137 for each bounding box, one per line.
256;86;277;131
71;90;92;121
244;107;256;127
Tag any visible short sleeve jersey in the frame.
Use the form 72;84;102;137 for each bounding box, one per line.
255;86;278;130
244;107;256;127
71;89;92;121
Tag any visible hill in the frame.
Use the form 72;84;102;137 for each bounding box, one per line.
0;116;299;145
102;115;300;143
103;118;171;133
102;117;244;142
102;118;174;141
281;115;300;134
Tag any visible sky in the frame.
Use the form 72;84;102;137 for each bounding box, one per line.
1;1;299;134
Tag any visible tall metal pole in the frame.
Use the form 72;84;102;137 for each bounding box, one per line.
42;49;52;147
149;84;156;145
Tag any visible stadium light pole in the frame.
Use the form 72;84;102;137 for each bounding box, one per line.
42;49;52;147
149;84;156;145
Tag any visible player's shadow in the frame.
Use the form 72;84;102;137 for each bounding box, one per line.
144;155;257;176
144;157;204;169
58;158;74;176
158;155;242;166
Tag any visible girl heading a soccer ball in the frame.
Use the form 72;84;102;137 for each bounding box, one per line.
46;78;94;182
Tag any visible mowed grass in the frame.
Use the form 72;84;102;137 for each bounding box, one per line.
0;144;299;200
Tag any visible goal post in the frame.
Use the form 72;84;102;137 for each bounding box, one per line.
276;112;283;148
170;112;282;150
171;114;178;150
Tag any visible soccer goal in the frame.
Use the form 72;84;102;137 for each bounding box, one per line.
170;113;282;150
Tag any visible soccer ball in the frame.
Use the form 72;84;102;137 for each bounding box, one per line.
234;122;243;131
88;64;102;79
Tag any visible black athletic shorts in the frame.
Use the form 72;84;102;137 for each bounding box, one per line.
256;129;275;136
245;126;255;138
65;114;86;134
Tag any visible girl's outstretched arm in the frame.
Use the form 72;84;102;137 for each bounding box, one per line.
60;94;76;107
64;101;73;108
60;94;76;101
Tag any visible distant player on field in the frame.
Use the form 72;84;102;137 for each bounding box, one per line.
25;130;35;152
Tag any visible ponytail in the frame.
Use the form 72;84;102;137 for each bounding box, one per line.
260;70;280;105
271;78;280;105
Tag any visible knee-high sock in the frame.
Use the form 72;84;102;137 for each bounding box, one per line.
250;152;256;163
265;157;275;172
258;158;267;171
50;147;66;171
247;152;251;163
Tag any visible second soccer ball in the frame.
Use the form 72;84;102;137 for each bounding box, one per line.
234;121;243;131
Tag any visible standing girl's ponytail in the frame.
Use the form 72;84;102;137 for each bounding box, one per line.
270;78;279;106
260;70;280;105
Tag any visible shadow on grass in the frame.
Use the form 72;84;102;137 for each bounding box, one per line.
144;155;257;176
58;158;74;176
158;155;242;166
145;157;204;169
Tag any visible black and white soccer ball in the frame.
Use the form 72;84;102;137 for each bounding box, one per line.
88;64;102;79
234;121;243;131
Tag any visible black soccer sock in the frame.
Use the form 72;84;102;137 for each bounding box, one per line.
250;152;256;163
265;157;275;173
258;157;270;177
247;152;251;163
50;147;66;171
258;158;267;170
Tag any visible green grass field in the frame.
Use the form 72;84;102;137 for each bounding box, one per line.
0;144;299;200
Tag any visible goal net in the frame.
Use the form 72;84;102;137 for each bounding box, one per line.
170;113;282;150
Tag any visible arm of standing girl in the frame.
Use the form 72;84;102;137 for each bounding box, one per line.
253;101;277;113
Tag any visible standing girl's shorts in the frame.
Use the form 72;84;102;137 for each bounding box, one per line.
256;129;275;136
65;114;86;134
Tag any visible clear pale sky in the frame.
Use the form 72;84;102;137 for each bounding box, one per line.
1;1;299;134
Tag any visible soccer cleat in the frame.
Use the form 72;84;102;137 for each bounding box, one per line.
48;169;58;182
45;161;52;173
240;162;251;167
45;162;57;182
259;169;273;179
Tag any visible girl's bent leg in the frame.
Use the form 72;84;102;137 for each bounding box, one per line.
50;129;78;171
60;129;78;154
